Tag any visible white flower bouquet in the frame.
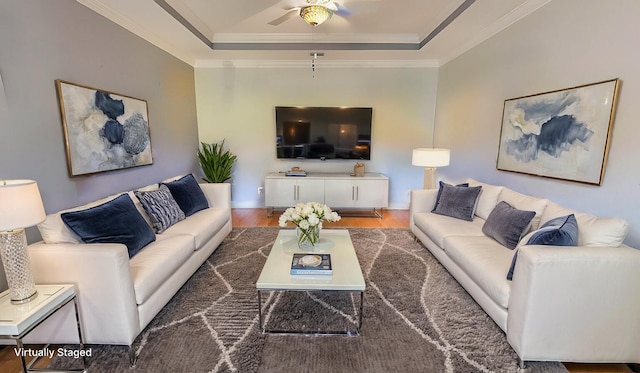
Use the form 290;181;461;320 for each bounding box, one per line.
279;202;341;248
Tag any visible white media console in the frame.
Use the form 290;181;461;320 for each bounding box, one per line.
264;172;389;217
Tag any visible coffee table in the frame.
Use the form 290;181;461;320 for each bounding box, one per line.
256;229;366;335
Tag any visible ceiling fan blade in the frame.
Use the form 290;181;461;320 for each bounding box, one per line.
324;2;339;12
268;8;298;26
333;3;353;17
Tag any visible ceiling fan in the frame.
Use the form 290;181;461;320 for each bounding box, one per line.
268;0;354;27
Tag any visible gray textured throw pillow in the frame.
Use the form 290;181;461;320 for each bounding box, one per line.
432;183;482;221
482;201;536;250
135;184;186;233
432;182;469;212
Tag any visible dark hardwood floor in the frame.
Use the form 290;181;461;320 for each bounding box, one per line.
0;208;631;373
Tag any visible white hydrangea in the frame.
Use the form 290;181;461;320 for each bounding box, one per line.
278;202;341;229
307;213;320;226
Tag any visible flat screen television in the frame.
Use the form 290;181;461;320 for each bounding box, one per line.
275;106;372;160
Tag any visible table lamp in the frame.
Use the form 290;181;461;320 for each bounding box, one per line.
0;180;46;304
412;148;450;189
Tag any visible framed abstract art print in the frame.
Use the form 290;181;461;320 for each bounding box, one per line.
496;79;620;185
56;80;153;176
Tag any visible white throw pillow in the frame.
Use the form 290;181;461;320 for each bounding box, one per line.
499;188;549;231
540;201;628;247
465;178;503;220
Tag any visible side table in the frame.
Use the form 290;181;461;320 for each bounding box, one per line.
0;284;86;373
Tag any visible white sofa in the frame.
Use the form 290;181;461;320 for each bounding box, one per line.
25;178;232;363
410;178;640;367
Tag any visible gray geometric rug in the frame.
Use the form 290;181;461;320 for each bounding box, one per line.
54;227;568;373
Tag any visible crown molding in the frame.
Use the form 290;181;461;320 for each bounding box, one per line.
78;0;196;65
438;0;552;65
212;33;420;44
194;59;439;69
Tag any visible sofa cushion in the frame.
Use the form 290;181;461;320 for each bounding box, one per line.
482;201;536;250
134;184;185;233
540;201;628;247
507;214;579;280
465;178;504;220
432;183;482;221
499;188;549;231
163;174;209;217
162;207;230;249
129;233;194;305
432;182;468;212
61;194;155;257
413;212;486;248
444;235;513;308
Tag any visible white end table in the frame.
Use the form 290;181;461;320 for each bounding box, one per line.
0;284;86;372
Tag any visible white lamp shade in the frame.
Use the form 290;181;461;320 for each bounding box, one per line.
412;148;450;168
0;180;46;231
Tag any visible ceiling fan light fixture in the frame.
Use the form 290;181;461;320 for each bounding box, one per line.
300;5;332;27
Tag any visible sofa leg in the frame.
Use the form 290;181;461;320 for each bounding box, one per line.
518;358;526;370
129;346;137;368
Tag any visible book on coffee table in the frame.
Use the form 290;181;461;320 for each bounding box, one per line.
290;253;332;275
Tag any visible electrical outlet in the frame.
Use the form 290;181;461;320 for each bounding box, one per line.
258;186;264;196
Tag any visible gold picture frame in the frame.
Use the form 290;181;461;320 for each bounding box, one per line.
496;79;620;185
56;80;153;177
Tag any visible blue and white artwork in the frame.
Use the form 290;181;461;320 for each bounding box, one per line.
57;80;153;176
497;79;619;185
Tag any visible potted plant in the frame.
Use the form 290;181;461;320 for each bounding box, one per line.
198;139;237;183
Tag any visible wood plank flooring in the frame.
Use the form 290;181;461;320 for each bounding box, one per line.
233;208;410;228
0;208;632;373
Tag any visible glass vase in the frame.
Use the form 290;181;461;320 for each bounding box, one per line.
296;225;321;250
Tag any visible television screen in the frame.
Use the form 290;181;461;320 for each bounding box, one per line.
275;106;372;160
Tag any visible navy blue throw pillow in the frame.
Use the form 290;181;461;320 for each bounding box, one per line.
162;174;209;217
507;214;579;281
61;194;155;258
528;214;579;246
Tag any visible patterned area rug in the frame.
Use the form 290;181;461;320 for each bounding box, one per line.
56;227;568;372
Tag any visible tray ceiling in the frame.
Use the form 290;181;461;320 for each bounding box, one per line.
78;0;551;67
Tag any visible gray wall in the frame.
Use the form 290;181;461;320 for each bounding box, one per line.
435;0;640;247
0;1;200;290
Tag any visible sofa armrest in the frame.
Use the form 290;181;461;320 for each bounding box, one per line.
507;244;640;362
27;241;140;345
200;182;231;209
409;189;438;228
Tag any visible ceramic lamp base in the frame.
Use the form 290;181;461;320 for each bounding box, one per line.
423;167;438;189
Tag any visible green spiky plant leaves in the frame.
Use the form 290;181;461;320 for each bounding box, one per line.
198;140;237;183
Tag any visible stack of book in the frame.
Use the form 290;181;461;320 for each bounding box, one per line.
285;170;307;177
290;253;332;276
